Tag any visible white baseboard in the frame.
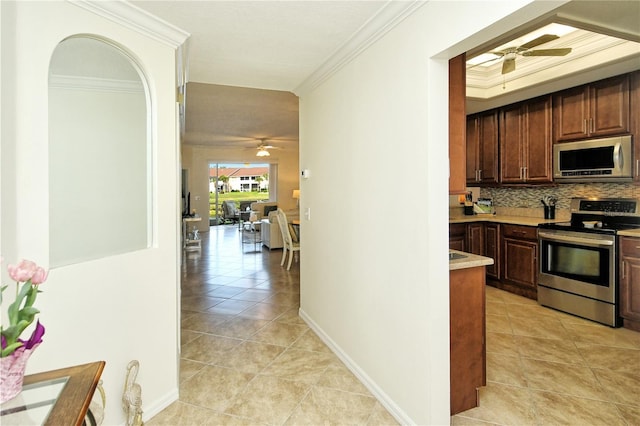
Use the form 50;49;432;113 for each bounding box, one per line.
142;388;179;423
298;307;415;425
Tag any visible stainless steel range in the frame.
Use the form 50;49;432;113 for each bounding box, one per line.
538;198;640;327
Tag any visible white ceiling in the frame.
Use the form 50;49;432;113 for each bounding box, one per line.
131;0;389;92
128;1;640;147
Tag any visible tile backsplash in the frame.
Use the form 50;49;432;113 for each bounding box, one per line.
480;183;640;210
450;183;640;219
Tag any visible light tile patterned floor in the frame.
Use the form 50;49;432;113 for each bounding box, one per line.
149;225;640;425
453;286;640;426
147;224;398;425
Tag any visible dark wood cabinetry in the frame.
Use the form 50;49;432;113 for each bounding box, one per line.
620;236;640;332
484;223;500;280
467;222;484;255
500;224;538;299
553;74;630;143
500;96;552;183
450;266;486;415
466;111;499;185
449;54;467;194
449;223;466;251
630;71;640;182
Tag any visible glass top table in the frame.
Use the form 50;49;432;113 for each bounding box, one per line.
0;361;105;426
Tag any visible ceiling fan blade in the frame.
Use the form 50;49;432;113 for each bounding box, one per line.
519;34;559;50
502;58;516;74
521;48;572;57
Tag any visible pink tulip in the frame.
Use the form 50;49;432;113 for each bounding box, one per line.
31;266;48;285
7;260;38;282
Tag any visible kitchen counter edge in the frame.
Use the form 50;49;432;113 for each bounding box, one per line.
449;250;494;271
450;214;564;227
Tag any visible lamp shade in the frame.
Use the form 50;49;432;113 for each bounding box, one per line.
256;147;270;157
292;189;300;199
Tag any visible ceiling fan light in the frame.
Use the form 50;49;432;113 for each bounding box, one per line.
256;148;270;157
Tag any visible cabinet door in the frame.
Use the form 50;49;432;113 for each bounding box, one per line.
450;224;466;251
478;112;499;184
467;223;484;255
524;96;553;183
466;116;480;183
629;71;640;182
485;223;500;280
553;85;590;142
499;104;524;183
502;238;538;290
620;237;640;323
590;74;629;137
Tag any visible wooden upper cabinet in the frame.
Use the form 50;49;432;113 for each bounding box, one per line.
500;96;553;184
553;74;630;143
630;70;640;182
466;111;499;185
449;54;467;194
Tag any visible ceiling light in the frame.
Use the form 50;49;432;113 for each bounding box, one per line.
256;147;270;157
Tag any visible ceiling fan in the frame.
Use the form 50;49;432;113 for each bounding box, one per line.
480;34;572;74
251;138;281;157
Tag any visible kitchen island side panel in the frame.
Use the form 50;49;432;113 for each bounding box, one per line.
450;266;486;415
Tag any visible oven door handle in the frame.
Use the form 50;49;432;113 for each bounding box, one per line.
538;231;614;247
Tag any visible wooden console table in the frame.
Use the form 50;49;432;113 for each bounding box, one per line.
0;361;105;425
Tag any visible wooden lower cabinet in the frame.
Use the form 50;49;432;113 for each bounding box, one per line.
467;223;484;255
500;224;538;300
449;223;466;251
450;266;486;415
620;236;640;331
485;223;500;280
449;222;537;299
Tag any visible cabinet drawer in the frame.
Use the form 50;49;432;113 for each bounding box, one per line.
621;237;640;255
502;224;537;240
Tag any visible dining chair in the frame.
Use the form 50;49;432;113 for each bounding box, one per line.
276;208;300;270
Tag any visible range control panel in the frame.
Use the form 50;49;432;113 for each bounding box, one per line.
572;198;639;215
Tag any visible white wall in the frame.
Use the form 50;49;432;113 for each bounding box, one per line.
1;2;184;423
181;144;299;231
297;1;565;424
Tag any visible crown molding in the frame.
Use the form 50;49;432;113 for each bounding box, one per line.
293;1;424;96
69;0;190;48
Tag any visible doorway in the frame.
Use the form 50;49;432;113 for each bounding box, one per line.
208;162;274;226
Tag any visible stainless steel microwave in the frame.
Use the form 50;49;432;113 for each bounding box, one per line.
553;135;634;182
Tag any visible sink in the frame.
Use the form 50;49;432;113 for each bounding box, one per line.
449;252;467;260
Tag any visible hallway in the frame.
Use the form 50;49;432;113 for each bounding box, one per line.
148;225;398;425
148;224;640;425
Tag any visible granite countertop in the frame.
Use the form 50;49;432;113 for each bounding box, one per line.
450;214;640;237
449;249;494;271
449;214;565;227
619;229;640;237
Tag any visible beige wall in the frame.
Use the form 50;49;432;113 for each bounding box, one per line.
181;144;299;231
297;1;565;424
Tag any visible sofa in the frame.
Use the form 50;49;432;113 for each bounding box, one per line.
260;208;300;250
250;201;278;221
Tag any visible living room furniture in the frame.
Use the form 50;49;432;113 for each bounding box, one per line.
260;216;284;249
276;208;300;270
182;216;201;251
250;201;278;220
242;220;262;252
221;201;240;224
0;361;105;425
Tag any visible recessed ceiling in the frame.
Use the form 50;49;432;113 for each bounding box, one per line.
466;23;640;100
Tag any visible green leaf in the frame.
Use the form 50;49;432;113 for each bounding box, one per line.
1;342;25;358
